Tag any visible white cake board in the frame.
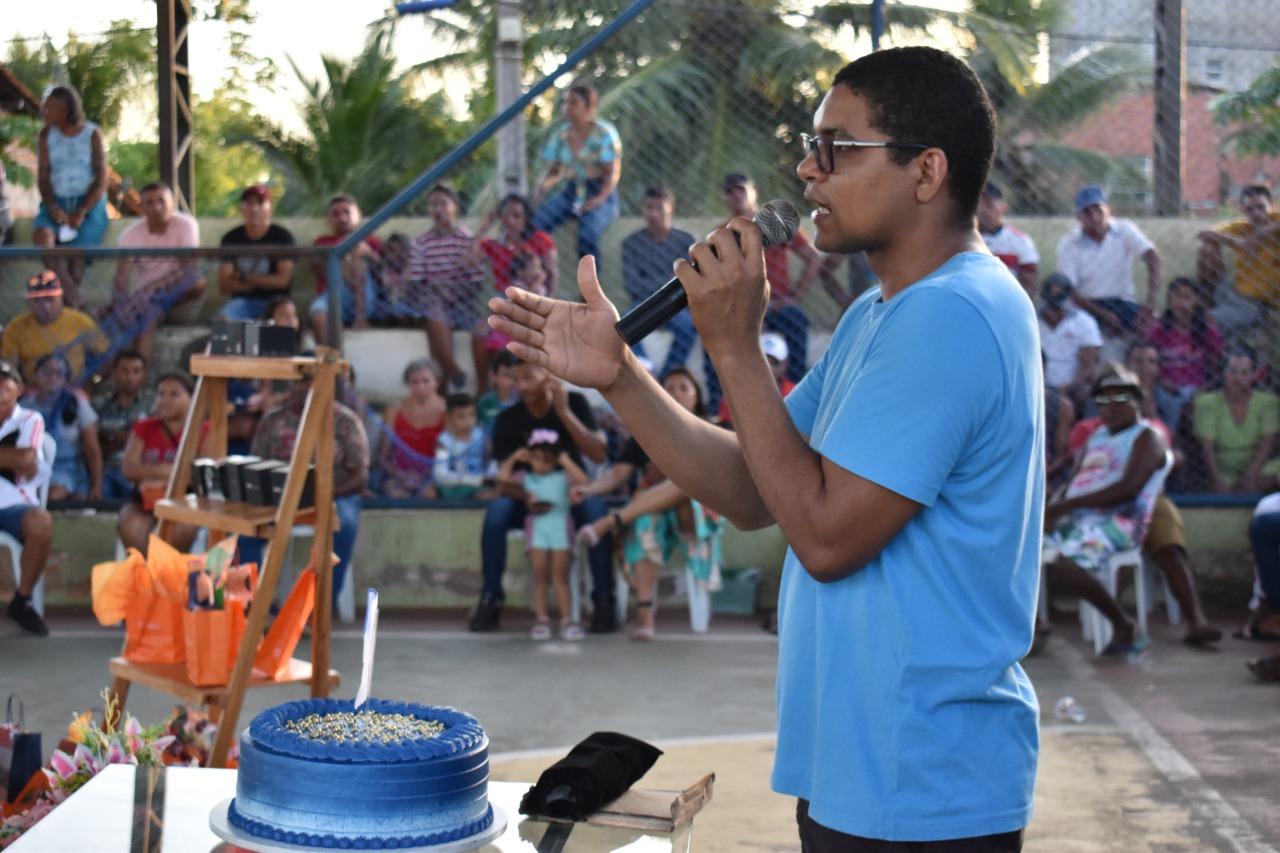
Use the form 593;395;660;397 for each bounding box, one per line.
209;799;508;853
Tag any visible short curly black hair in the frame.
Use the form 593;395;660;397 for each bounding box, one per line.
832;47;996;224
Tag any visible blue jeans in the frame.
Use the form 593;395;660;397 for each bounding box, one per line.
631;307;697;376
238;494;363;609
1249;509;1280;606
704;304;810;411
309;274;378;326
103;468;133;501
217;296;274;321
533;181;619;260
1089;297;1142;332
480;495;614;606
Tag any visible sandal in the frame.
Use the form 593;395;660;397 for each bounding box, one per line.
631;600;655;641
1182;624;1223;647
560;621;585;642
1101;633;1150;658
529;620;552;641
1246;655;1280;683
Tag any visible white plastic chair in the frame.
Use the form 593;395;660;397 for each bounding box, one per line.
1;433;56;616
614;563;712;633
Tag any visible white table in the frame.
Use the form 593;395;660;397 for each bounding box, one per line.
11;764;695;852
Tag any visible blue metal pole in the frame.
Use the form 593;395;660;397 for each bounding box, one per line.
871;0;884;50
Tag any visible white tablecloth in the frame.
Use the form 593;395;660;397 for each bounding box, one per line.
11;764;694;852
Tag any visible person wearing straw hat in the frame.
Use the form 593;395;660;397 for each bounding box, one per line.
1043;363;1168;656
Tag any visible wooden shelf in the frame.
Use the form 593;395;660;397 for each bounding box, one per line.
154;497;317;538
189;354;348;381
108;657;340;708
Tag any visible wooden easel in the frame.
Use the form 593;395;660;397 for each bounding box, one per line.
108;348;345;767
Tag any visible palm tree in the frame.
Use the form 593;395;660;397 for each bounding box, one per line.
235;21;470;214
1212;64;1280;158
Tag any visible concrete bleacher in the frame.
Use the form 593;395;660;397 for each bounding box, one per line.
3;213;1218;402
0;501;1258;613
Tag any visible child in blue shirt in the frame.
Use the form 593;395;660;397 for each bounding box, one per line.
434;393;493;499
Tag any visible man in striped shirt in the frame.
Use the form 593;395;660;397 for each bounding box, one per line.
0;359;54;636
409;185;487;391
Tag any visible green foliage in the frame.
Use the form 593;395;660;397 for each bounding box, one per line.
236;21;470;214
4;22;154;132
1213;63;1280;158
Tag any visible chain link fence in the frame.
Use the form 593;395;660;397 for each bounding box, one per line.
3;0;1280;502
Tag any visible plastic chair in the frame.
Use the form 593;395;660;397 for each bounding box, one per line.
614;563;712;633
1141;558;1182;627
0;433;56;616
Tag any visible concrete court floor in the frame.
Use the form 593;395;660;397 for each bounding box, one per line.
2;606;1279;852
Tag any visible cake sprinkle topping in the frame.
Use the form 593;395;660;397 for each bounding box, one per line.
285;711;445;743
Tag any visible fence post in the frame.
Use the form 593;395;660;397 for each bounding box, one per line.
1153;0;1185;216
496;0;528;196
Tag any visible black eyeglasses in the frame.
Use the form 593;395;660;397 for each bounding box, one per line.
800;133;929;174
1093;393;1134;406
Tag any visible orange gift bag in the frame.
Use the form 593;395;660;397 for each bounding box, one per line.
183;604;248;686
123;590;186;664
90;549;146;626
252;568;316;681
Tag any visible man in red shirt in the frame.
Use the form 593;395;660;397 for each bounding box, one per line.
703;174;821;411
310;193;383;346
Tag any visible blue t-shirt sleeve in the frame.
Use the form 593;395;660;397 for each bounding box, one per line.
785;350;826;438
817;290;1001;507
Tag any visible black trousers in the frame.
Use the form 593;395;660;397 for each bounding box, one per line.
796;800;1024;853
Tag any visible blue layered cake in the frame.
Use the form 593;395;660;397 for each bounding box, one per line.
228;698;493;849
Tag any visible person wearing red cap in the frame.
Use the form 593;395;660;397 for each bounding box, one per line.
217;184;297;321
0;270;109;384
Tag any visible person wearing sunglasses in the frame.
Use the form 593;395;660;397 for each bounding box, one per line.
1043;363;1170;657
491;46;1043;850
1196;184;1280;340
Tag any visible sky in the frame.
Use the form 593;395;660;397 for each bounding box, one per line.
6;0;466;138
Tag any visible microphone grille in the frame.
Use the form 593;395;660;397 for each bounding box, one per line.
755;200;802;248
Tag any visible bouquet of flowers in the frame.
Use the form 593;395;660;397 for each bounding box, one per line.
0;691;232;848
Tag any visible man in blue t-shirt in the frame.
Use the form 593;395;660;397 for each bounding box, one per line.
489;47;1042;850
621;185;697;376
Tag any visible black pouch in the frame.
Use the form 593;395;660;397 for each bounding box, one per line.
518;731;662;821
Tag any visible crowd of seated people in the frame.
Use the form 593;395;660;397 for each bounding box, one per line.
1017;180;1280;660
6;83;1280;655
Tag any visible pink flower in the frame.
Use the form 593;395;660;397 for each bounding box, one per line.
154;735;177;753
47;750;76;781
72;744;99;773
105;739;130;766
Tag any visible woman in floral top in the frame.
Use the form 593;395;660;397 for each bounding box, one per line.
531;83;622;262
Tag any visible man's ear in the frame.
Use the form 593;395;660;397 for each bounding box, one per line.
913;148;950;206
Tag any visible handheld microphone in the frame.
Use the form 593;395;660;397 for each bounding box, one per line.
614;199;801;346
